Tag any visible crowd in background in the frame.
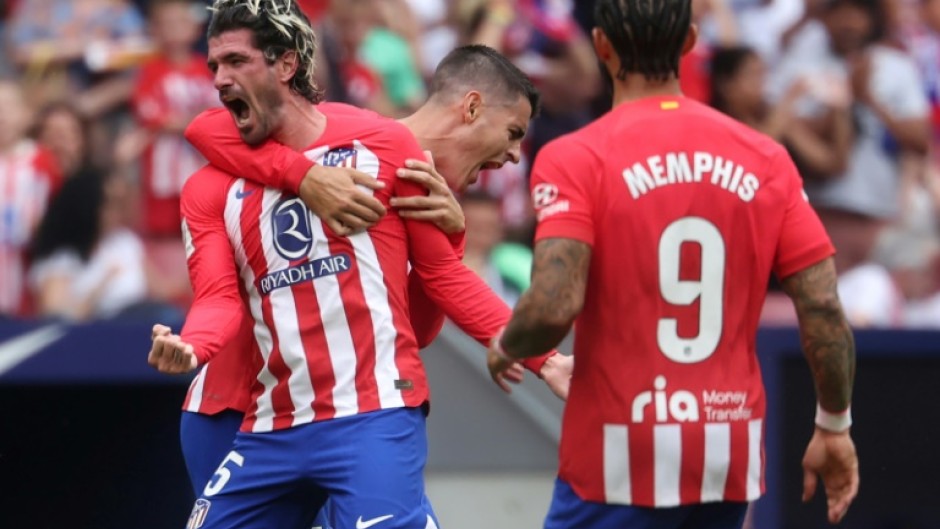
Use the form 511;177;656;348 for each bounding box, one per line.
0;0;938;329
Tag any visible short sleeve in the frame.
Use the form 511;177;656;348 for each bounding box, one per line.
531;138;597;246
772;149;835;279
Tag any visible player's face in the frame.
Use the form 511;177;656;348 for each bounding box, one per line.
823;5;874;55
455;94;531;192
208;29;285;146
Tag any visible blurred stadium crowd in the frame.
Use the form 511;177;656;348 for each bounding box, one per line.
0;0;938;329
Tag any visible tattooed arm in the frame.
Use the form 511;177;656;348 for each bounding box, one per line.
781;257;855;412
488;237;591;364
780;256;859;524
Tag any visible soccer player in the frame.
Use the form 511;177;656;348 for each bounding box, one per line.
148;1;564;528
157;44;572;507
486;0;860;528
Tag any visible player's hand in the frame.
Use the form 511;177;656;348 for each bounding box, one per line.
390;151;465;235
486;339;523;393
801;427;859;524
299;165;387;236
148;329;198;375
539;352;573;401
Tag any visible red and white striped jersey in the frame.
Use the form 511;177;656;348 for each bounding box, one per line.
180;107;524;431
0;141;59;316
178;105;547;417
132;55;217;237
530;96;834;507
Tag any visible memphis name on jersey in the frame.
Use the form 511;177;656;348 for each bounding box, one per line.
622;151;760;202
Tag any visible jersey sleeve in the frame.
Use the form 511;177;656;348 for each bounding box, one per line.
179;167;249;365
391;131;552;373
772;149;836;279
408;230;465;348
184;108;314;193
531;137;598;246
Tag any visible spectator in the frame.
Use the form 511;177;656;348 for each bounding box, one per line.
710;45;853;177
130;0;215;239
461;190;528;305
772;0;931;273
32;102;94;180
0;79;60;319
28;170;180;322
328;0;426;116
681;0;738;103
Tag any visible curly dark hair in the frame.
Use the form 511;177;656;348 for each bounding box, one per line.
208;0;322;103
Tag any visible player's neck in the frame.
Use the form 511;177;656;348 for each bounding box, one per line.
398;103;456;152
272;95;327;151
610;77;683;107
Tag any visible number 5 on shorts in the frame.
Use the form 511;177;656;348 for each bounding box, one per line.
204;451;244;497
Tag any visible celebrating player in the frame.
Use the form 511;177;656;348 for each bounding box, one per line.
486;0;859;528
147;1;564;528
156;44;571;523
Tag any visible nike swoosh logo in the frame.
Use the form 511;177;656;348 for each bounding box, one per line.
0;324;66;376
356;514;394;529
235;189;254;199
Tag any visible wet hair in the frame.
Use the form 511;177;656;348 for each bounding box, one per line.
429;45;541;118
594;0;694;81
207;0;321;103
31;170;106;262
709;46;759;114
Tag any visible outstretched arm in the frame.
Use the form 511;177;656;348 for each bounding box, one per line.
781;257;858;524
184;109;386;234
486;238;589;386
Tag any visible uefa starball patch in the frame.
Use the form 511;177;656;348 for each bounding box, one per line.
187;499;211;529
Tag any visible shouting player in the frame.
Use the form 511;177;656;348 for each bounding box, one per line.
486;0;860;528
148;1;564;528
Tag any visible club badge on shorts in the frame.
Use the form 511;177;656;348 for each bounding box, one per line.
187;499;211;529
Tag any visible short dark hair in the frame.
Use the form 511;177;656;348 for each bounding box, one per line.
594;0;693;82
429;45;540;118
207;0;321;103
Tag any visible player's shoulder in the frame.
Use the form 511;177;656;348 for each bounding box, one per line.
537;125;603;167
182;164;237;196
322;105;419;153
320;101;382;119
687;100;789;162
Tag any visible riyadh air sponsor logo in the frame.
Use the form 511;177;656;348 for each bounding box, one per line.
0;324;66;376
630;376;753;423
272;197;314;260
258;254;352;295
356;514;394;529
187;499;211;529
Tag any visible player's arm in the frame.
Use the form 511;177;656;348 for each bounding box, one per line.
147;169;246;374
494;237;591;358
773;147;858;524
184;108;386;234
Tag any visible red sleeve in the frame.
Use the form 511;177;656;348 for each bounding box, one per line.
531;138;598;246
772;149;835;279
184;108;314;194
393;131;552;373
408;230;465;348
178;167;249;364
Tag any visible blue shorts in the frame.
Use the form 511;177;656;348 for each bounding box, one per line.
544;478;748;529
180;410;331;529
185;407;439;529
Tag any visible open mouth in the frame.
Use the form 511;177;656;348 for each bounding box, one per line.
481;161;503;171
223;97;252;128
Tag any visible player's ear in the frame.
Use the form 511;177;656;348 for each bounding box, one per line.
277;50;300;83
462;91;483;124
681;24;699;57
592;27;612;63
